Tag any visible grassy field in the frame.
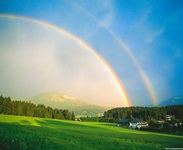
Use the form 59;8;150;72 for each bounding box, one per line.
0;114;182;149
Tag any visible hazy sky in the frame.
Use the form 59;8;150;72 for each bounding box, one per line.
0;0;182;106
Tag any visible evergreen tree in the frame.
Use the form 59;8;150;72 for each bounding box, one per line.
0;95;74;121
71;112;75;121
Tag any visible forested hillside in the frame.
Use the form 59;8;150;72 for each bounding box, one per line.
0;95;75;120
101;106;183;122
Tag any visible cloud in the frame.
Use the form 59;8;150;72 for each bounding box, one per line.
0;18;125;107
131;9;164;43
145;27;164;43
99;0;114;26
72;0;115;27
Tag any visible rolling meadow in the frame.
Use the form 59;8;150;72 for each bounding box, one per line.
0;114;182;149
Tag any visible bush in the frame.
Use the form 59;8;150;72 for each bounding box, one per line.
149;118;161;128
140;127;164;132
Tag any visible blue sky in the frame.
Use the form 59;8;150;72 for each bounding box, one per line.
0;0;182;106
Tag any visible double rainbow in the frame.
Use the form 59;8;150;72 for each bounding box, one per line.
0;14;131;106
68;5;158;106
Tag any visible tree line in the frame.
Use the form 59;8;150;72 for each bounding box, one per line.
79;106;183;123
0;95;75;120
80;116;101;122
101;105;183;122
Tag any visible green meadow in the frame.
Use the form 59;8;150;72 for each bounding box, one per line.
0;114;182;149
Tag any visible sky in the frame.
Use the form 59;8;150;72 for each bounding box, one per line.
0;0;182;107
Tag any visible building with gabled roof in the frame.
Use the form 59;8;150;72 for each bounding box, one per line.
165;115;175;121
129;118;148;129
117;119;132;126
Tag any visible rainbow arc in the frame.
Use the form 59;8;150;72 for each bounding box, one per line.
0;14;130;107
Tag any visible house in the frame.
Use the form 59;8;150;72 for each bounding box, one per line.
129;119;148;129
117;119;132;127
166;115;175;121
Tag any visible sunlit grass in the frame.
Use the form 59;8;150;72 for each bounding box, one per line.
0;114;182;149
0;114;42;126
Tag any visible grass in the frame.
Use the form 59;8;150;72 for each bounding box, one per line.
0;114;182;149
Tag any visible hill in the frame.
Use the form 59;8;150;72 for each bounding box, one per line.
30;92;108;117
158;97;183;106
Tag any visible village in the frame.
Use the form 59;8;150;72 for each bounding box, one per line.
117;115;182;133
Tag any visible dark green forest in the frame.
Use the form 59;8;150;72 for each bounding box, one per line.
101;106;183;122
80;106;183;124
0;95;75;120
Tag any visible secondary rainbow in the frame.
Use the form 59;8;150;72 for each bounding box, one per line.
110;33;158;106
0;14;131;107
73;5;158;106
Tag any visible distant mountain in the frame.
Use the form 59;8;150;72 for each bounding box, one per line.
158;97;183;106
30;92;109;117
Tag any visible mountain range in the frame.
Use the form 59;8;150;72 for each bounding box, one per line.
30;92;109;117
158;96;183;106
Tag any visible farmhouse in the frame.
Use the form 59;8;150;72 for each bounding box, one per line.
129;119;148;129
165;115;175;121
117;119;132;127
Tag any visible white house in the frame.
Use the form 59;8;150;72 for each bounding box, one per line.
129;119;148;129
